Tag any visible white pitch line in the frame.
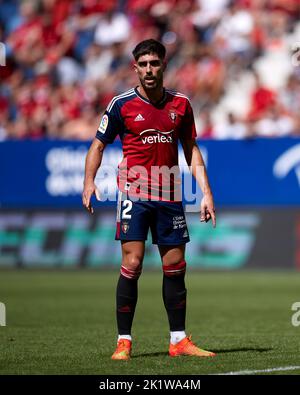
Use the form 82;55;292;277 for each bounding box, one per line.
216;366;300;375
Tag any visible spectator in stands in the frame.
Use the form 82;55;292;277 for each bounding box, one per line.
247;72;277;122
253;102;296;137
215;112;250;139
0;0;299;140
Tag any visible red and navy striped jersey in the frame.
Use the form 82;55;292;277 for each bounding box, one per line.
96;87;197;201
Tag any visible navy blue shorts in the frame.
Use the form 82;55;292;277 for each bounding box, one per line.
115;192;190;245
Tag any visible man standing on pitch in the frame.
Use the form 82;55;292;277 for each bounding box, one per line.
83;39;216;360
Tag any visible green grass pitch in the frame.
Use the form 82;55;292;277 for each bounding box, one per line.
0;270;300;375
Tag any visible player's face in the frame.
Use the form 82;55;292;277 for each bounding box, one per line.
134;53;165;90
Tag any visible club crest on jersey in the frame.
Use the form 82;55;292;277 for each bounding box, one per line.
98;114;108;134
169;110;177;123
122;222;129;234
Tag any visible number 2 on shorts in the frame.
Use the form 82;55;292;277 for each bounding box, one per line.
122;200;132;219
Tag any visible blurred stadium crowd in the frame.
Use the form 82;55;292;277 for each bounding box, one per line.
0;0;299;140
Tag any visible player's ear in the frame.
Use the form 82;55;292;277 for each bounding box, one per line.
162;60;167;71
133;62;138;73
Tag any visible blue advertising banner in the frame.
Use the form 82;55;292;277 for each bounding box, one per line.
0;138;299;207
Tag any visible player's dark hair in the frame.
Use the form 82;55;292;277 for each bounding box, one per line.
132;39;166;61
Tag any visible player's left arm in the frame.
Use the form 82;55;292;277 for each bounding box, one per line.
180;138;216;227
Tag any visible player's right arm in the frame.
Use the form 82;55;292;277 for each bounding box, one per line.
83;97;124;213
82;138;105;214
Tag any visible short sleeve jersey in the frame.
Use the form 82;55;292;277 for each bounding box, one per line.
96;87;197;201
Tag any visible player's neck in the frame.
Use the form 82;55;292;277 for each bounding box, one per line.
137;85;164;104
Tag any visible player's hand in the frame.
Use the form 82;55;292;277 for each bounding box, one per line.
200;194;216;228
82;182;100;214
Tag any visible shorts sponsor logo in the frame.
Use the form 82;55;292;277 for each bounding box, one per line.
98;114;109;134
140;129;173;144
173;216;186;230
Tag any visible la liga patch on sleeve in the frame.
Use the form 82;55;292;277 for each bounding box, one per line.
98;114;109;134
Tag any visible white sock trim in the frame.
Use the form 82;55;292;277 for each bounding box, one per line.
170;331;186;345
118;335;132;342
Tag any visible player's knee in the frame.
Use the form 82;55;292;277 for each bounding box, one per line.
162;260;186;277
121;256;143;280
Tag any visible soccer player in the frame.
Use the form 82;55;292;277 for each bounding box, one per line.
82;39;216;360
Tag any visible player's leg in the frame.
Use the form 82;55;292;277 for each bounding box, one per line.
152;201;189;344
159;244;187;344
112;194;150;360
112;241;145;360
117;241;145;338
159;244;215;357
154;201;215;357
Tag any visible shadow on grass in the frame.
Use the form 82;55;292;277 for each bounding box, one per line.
132;347;272;358
132;352;168;358
204;347;272;354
